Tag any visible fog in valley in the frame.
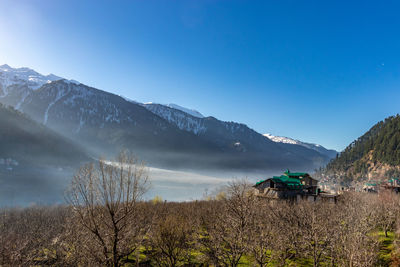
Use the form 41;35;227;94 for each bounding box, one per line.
0;161;276;206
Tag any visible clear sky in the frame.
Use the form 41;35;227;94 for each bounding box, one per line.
1;0;400;151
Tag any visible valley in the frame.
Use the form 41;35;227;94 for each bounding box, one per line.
0;64;337;205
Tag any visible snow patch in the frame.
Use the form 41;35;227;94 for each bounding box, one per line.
44;89;66;125
263;133;336;158
121;95;139;104
75;116;85;133
166;104;204;118
263;133;300;145
15;90;31;110
62;79;80;85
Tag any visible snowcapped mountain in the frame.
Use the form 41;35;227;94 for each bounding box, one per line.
143;102;334;169
0;64;62;92
144;102;272;148
264;133;337;159
165;104;204;118
263;133;300;145
0;64;82;111
0;64;336;172
144;102;337;161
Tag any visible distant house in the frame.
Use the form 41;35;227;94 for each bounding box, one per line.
378;178;400;193
363;182;378;193
388;178;400;187
361;178;400;193
253;170;336;202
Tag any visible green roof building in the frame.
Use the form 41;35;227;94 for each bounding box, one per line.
254;170;320;199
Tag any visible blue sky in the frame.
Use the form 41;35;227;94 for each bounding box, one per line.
1;0;400;151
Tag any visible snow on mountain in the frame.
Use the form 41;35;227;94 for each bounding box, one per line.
121;95;139;104
144;103;206;134
143;103;204;118
143;103;337;164
263;133;300;145
0;64;62;92
0;64;335;171
32;80;134;128
264;133;337;159
63;79;81;85
165;104;204;118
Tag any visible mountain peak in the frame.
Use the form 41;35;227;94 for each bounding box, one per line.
264;133;337;159
263;133;300;145
143;102;205;118
166;104;204;118
0;64;64;91
0;64;11;70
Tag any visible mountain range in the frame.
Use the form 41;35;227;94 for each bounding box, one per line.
0;64;336;174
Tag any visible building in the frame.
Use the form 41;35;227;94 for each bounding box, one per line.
365;178;400;193
387;178;400;189
254;170;337;202
377;178;400;193
363;182;378;193
282;170;319;195
254;174;303;199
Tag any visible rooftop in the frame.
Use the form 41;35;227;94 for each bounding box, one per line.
284;170;309;177
255;170;314;188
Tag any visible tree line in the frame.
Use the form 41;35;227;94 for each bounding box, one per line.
1;152;400;266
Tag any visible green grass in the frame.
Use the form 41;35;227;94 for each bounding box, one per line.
377;231;395;267
122;231;397;266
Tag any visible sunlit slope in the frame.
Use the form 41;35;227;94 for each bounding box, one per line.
0;103;88;167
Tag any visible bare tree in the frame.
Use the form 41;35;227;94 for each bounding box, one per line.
247;199;277;267
200;180;254;267
147;213;194;266
296;201;336;267
272;201;305;266
0;206;68;266
65;151;150;267
331;192;380;267
375;190;400;237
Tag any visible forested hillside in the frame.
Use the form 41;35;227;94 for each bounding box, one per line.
0;103;91;205
0;103;88;167
324;115;400;182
